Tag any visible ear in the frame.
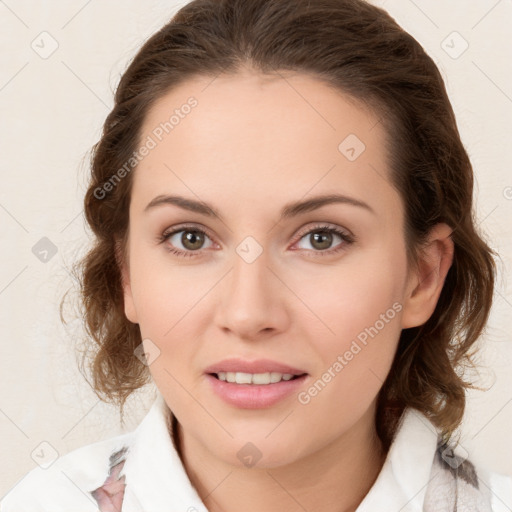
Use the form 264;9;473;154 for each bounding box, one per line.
115;237;139;324
400;223;454;329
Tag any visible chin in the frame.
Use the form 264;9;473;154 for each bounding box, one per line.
212;436;304;470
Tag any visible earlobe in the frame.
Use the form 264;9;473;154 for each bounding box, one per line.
400;223;455;329
115;238;139;324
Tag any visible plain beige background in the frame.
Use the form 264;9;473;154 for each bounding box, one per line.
1;0;511;500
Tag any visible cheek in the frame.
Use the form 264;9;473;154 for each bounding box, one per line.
298;246;406;338
294;246;406;396
128;252;218;385
128;244;209;331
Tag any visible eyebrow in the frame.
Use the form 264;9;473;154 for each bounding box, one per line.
143;193;376;220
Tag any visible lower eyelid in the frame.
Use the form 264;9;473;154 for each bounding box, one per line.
164;229;215;250
294;230;353;252
161;225;354;255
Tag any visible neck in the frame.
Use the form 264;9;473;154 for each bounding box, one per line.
173;403;387;512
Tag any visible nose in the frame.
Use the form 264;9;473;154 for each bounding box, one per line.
213;249;290;341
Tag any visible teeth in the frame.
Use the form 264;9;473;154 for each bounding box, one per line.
216;371;298;384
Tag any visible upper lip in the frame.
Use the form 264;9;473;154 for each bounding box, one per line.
204;358;307;376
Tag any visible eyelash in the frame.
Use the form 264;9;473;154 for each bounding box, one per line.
158;224;356;257
157;223;356;259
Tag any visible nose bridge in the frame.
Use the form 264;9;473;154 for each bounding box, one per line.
228;240;273;309
215;237;286;337
228;228;271;290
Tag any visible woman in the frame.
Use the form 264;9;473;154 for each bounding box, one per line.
2;0;510;510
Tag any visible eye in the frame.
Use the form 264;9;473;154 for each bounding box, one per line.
158;224;215;258
293;223;355;257
158;222;355;258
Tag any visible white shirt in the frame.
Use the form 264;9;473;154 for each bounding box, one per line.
2;389;511;511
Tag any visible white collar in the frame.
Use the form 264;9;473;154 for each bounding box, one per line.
356;406;438;511
120;390;209;512
119;390;438;512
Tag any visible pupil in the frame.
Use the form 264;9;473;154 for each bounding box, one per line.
312;231;332;250
180;230;332;251
183;231;204;250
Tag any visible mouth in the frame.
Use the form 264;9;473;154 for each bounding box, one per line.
205;371;309;408
208;371;308;385
204;357;308;382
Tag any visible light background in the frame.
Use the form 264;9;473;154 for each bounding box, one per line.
1;0;511;500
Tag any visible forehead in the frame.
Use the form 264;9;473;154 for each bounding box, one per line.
132;70;400;222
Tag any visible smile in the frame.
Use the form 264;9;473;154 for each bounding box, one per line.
213;371;305;384
205;373;309;408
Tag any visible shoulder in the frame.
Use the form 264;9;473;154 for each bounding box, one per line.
479;465;512;511
1;431;134;512
428;436;512;511
392;408;512;511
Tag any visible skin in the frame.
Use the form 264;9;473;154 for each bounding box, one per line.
120;67;454;512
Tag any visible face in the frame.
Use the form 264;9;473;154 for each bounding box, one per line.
121;69;422;469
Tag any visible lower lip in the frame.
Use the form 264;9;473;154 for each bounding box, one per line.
205;373;308;409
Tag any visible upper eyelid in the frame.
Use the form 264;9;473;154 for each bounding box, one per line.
162;222;353;246
162;223;217;242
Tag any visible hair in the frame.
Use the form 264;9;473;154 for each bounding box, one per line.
63;0;497;451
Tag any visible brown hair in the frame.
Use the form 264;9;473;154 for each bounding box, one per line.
63;0;497;450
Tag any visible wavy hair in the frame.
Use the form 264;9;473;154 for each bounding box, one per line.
62;0;497;450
